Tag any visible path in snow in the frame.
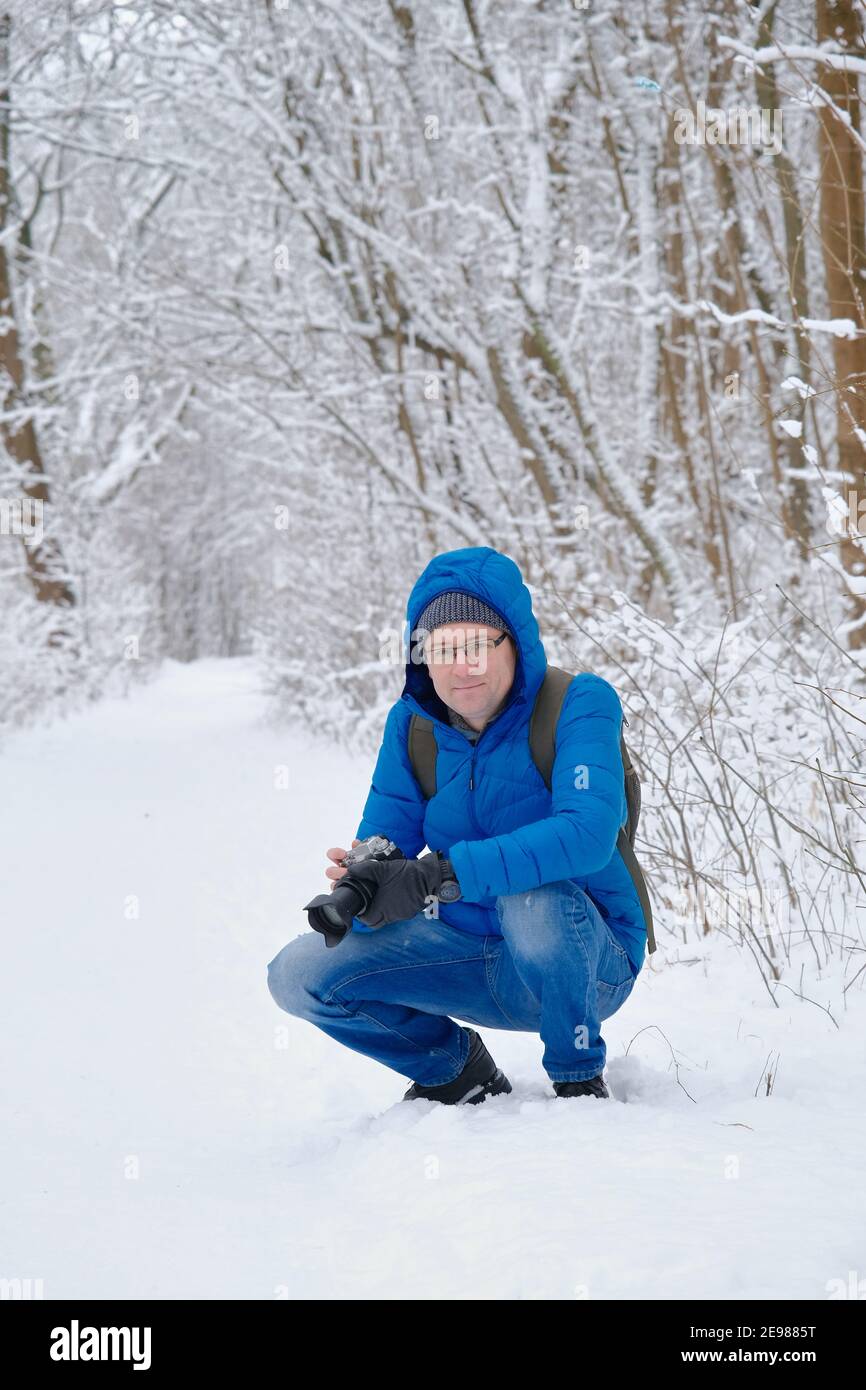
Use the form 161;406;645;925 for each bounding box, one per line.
2;657;864;1299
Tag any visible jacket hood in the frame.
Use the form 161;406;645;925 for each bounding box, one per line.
401;546;547;730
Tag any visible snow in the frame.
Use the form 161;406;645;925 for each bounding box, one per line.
692;301;862;339
718;37;866;78
800;316;862;339
781;376;817;399
2;657;865;1300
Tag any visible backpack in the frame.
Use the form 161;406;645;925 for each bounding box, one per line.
407;665;656;953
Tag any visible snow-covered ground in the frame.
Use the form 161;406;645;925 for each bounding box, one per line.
2;657;864;1300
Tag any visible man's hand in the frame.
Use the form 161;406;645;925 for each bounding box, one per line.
342;851;455;930
325;840;361;891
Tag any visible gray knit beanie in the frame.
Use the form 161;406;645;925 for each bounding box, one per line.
414;590;513;643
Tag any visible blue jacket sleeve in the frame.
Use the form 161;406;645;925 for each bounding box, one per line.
353;700;428;859
447;674;627;902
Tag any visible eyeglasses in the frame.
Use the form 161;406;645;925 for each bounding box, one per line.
423;630;510;665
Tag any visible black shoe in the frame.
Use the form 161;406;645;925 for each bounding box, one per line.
553;1074;609;1099
403;1027;512;1105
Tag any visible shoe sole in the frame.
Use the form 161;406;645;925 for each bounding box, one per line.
461;1069;513;1104
404;1068;513;1105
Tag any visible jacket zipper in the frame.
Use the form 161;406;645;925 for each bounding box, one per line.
402;649;528;841
467;744;485;836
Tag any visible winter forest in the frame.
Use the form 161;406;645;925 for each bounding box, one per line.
3;0;866;1309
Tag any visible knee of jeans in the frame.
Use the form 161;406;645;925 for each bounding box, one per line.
267;941;316;1018
496;880;575;960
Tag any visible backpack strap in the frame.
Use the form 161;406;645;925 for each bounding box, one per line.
528;665;574;789
619;732;642;842
529;667;656;954
408;713;437;799
409;674;656;954
615;831;656;955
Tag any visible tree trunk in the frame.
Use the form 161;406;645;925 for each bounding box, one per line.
816;0;866;649
0;12;74;613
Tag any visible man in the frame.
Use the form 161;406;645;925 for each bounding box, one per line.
267;545;646;1105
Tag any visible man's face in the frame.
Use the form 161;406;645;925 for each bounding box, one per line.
422;622;517;731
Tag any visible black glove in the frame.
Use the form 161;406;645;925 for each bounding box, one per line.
343;850;461;930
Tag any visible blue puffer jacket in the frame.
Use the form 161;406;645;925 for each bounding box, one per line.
353;546;647;976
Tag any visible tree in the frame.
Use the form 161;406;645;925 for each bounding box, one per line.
0;11;74;616
816;0;866;649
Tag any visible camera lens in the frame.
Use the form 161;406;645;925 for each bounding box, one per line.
317;900;346;928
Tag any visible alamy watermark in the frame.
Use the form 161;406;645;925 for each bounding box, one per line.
0;496;44;547
825;489;866;539
50;1320;151;1370
673;98;783;155
0;1276;44;1299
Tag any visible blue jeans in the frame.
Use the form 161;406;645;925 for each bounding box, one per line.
266;878;638;1085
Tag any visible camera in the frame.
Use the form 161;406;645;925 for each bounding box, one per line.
304;835;405;948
